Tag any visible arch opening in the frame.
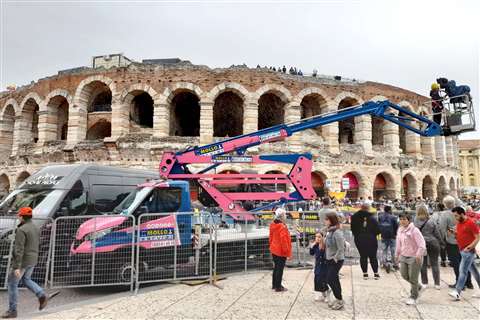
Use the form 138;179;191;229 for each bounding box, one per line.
16;171;30;187
22;98;40;144
371;117;384;146
312;171;327;198
402;174;417;200
213;92;244;137
373;172;395;200
341;172;360;200
0;104;16;154
87;120;111;140
170;92;200;136
0;174;9;200
338;98;357;144
86;81;112;113
437;176;447;200
258;92;285;130
301;94;328;138
46;95;69;141
130;91;154;128
422;175;434;200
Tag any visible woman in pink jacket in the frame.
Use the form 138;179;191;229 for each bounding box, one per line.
395;212;426;306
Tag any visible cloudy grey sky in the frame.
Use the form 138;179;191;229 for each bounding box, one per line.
1;0;479;139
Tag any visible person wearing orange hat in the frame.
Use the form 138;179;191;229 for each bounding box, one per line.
2;207;48;318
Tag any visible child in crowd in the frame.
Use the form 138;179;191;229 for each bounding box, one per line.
310;232;329;302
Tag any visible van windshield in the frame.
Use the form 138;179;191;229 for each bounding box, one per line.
114;187;153;215
0;189;64;217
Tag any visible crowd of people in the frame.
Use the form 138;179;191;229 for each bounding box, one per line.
268;195;480;310
255;64;319;77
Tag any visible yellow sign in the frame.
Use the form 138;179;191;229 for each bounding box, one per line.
329;191;346;200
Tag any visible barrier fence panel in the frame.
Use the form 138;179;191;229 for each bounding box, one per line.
135;212;211;289
0;217;53;290
50;215;136;289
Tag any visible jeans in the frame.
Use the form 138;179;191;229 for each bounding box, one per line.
326;259;344;300
400;256;423;300
381;239;397;267
272;254;287;290
421;244;440;286
8;266;45;312
446;243;472;286
455;251;480;293
355;236;379;274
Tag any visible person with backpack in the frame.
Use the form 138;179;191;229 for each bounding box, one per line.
378;205;399;271
351;203;381;280
414;204;444;289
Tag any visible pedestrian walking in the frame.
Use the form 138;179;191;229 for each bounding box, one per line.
414;204;443;289
448;207;480;300
396;212;426;306
324;211;345;310
269;208;292;292
438;196;473;289
351;203;381;280
378;205;399;271
2;207;48;319
432;203;449;267
309;232;328;302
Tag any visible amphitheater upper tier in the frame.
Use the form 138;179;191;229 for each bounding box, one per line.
0;57;459;201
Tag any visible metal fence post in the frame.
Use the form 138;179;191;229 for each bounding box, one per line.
244;216;248;273
209;224;213;284
302;215;307;267
129;215;135;293
135;214;142;295
90;217;97;286
2;219;17;289
44;218;54;289
173;213;177;281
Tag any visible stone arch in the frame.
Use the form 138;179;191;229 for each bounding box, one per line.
264;169;287;192
122;85;157;130
208;82;249;102
20;95;41;144
1;98;19;118
167;85;201;137
255;85;292;103
16;171;30;187
73;75;117;111
0;101;17;155
437;176;447;200
299;91;330;139
257;89;288;130
422;175;434;200
43;90;72;141
0;173;10;199
449;177;456;195
86;119;111;140
402;173;417;200
312;171;328;198
370;95;388;147
213;90;244;137
373;171;396;200
335;93;362;145
341;171;365;200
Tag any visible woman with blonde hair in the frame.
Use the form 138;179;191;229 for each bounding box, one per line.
414;204;444;289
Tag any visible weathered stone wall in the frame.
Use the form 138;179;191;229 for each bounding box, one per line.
0;63;460;199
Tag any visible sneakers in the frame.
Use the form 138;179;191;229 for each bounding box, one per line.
324;291;330;303
405;298;416;306
417;283;426;298
374;273;380;280
329;299;345;310
1;311;17;319
275;286;288;292
39;295;48;311
434;285;441;290
363;273;369;280
440;261;447;267
448;290;461;301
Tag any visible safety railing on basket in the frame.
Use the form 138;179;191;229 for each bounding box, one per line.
0;216;54;290
50;215;136;289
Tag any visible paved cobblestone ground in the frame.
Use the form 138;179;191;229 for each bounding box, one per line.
21;265;480;319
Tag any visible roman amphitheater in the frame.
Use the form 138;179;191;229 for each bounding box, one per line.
0;55;460;201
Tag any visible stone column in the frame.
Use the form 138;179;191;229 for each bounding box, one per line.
12;115;32;154
285;103;301;152
383;121;400;156
111;100;130;139
354;115;372;155
323;104;339;154
451;136;459;168
199;100;214;145
37;109;58;144
243;100;258;134
154;102;170;137
445;136;454;166
420;136;435;159
434;136;447;166
0;120;13;157
66;106;87;145
405;126;422;158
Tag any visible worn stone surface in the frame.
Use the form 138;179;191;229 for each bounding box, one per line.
31;266;479;320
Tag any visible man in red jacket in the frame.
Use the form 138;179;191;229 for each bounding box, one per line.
269;208;292;292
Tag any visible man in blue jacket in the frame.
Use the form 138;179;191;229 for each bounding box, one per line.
378;205;399;271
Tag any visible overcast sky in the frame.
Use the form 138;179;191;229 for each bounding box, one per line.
1;0;479;139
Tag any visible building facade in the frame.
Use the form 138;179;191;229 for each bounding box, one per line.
0;55;460;201
459;139;480;191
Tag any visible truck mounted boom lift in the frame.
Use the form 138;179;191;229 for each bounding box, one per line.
158;98;475;217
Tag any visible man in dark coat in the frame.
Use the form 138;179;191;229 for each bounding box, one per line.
3;207;48;319
351;203;381;279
